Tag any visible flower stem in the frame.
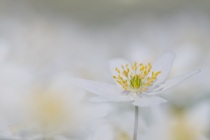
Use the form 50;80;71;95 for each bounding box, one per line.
133;106;139;140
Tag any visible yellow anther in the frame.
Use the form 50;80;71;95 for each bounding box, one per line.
112;76;117;79
115;68;120;73
116;80;122;84
156;71;161;75
154;71;161;77
123;70;128;77
118;76;123;80
148;64;152;72
140;66;145;71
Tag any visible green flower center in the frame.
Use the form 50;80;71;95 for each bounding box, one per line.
130;75;142;90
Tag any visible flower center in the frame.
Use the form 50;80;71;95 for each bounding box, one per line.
31;92;68;126
112;62;161;93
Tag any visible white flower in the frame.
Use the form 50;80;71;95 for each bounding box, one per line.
139;102;210;140
0;73;111;140
72;52;200;107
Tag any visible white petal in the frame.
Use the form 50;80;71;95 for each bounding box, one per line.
90;97;112;102
71;78;123;96
152;52;175;84
146;69;200;95
83;104;112;121
90;95;134;102
132;96;167;107
109;58;129;76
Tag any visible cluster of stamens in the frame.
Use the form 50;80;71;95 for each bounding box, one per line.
112;62;161;93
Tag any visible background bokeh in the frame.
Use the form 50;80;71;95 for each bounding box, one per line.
0;0;210;140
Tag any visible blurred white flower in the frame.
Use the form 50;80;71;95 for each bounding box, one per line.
89;124;133;140
0;42;38;140
0;73;111;140
87;107;148;140
72;52;199;107
139;102;210;140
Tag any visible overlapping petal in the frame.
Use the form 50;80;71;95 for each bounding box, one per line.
71;78;123;96
152;52;175;84
145;69;200;95
162;69;200;91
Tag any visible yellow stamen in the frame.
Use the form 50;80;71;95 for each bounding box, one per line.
112;62;161;93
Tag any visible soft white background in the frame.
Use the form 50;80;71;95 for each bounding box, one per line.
0;0;209;140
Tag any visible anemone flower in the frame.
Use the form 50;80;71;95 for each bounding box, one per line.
72;52;200;140
138;102;210;140
0;73;110;140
